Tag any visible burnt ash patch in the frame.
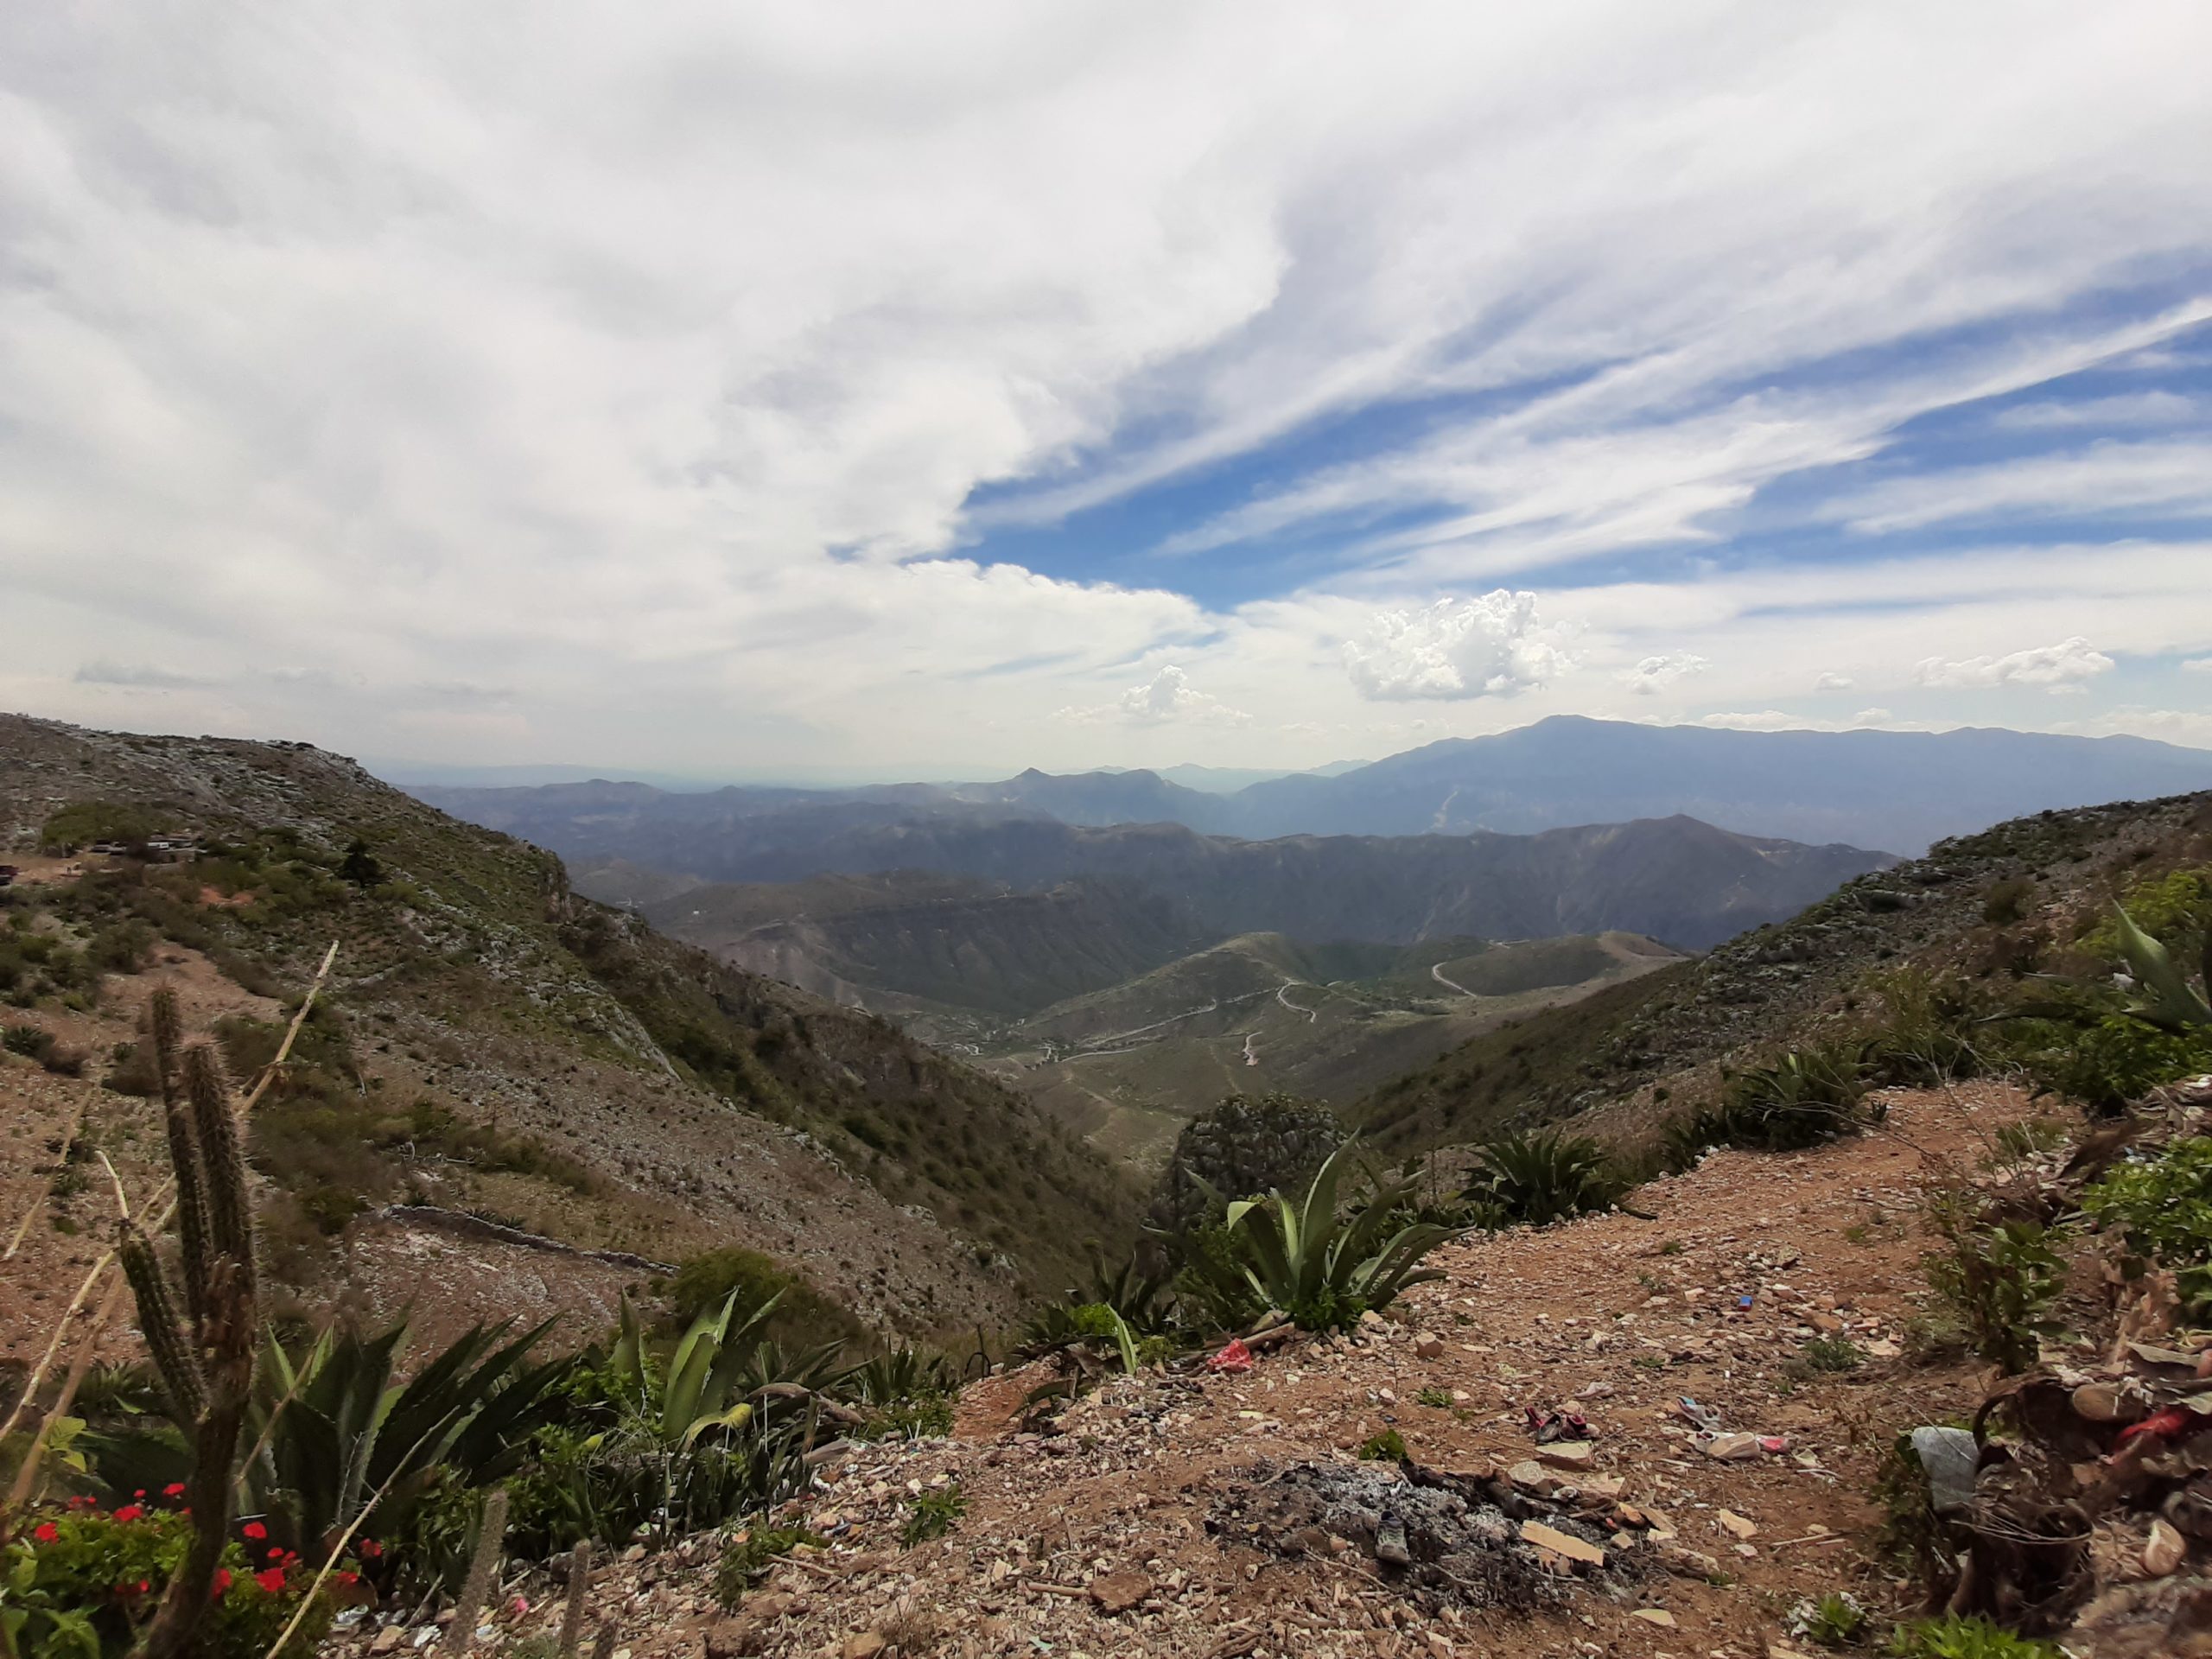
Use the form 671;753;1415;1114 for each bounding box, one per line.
1206;1459;1649;1612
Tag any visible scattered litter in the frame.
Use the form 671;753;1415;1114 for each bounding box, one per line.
1207;1338;1255;1374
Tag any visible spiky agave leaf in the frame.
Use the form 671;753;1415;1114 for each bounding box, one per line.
2114;905;2212;1030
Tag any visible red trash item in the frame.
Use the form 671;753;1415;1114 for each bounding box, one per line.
1207;1338;1255;1374
2115;1406;2196;1447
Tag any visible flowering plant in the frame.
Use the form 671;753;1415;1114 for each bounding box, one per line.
2;1499;355;1659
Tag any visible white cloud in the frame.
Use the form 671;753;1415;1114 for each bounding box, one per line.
1618;652;1708;696
1058;664;1249;728
1698;707;1911;734
2056;705;2212;749
1344;591;1573;702
1837;441;2212;534
1;7;2210;772
2183;658;2212;673
1815;671;1856;691
1913;636;2116;693
73;660;219;690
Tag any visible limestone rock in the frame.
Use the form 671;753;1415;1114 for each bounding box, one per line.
2143;1518;2187;1578
1087;1571;1152;1613
1518;1521;1605;1566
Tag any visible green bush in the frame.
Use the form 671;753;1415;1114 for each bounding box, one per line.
1720;1040;1878;1149
664;1247;861;1350
2008;1012;2212;1113
1462;1128;1623;1225
1886;1616;2062;1658
0;1503;344;1659
1923;1205;2065;1374
39;803;164;855
1866;970;1986;1085
2082;1135;2212;1311
899;1484;965;1547
1786;1591;1868;1647
712;1525;823;1611
1358;1428;1407;1461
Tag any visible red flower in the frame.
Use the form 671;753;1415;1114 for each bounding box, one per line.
134;1490;147;1499
255;1567;287;1594
164;1483;188;1499
137;1580;151;1595
67;1496;95;1510
33;1522;59;1543
357;1538;383;1559
336;1571;360;1587
241;1521;268;1541
213;1569;233;1597
112;1505;144;1523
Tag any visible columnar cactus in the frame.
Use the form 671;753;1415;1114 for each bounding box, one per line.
123;988;259;1659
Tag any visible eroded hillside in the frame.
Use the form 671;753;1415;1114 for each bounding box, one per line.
0;714;1140;1343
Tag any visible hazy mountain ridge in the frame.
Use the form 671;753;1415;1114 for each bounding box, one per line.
475;806;1890;955
416;717;2212;861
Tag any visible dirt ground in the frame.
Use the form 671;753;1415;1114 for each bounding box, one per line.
395;1081;2040;1659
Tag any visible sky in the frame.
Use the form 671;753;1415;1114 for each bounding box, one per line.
4;3;2212;784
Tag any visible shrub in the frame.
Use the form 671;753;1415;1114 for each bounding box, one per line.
39;802;164;855
2082;1135;2212;1311
1358;1428;1407;1461
1980;877;2036;927
899;1484;965;1547
4;1022;55;1062
1785;1591;1869;1647
0;1503;345;1659
1720;1041;1878;1149
712;1525;823;1611
1885;1616;2062;1658
2007;1013;2212;1114
1866;970;1986;1085
664;1247;862;1350
1923;1205;2065;1374
1800;1335;1864;1374
1150;1092;1344;1235
1462;1128;1623;1225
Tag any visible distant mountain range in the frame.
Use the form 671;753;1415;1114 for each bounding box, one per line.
497;808;1889;955
417;717;2212;860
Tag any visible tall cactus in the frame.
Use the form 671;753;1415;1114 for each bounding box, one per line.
124;989;259;1659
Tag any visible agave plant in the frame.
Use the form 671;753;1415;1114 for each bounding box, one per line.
1201;1140;1461;1332
247;1316;563;1557
607;1291;777;1447
1463;1128;1622;1226
2113;904;2212;1030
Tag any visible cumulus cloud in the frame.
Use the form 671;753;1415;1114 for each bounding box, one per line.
1913;637;2116;693
1815;671;1856;691
1058;664;1249;728
1344;591;1573;702
1618;653;1708;696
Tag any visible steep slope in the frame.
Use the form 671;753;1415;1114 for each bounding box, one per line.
1356;785;2212;1153
1224;715;2212;850
0;713;1139;1335
632;874;1209;1027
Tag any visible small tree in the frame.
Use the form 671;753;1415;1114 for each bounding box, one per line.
338;838;384;890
